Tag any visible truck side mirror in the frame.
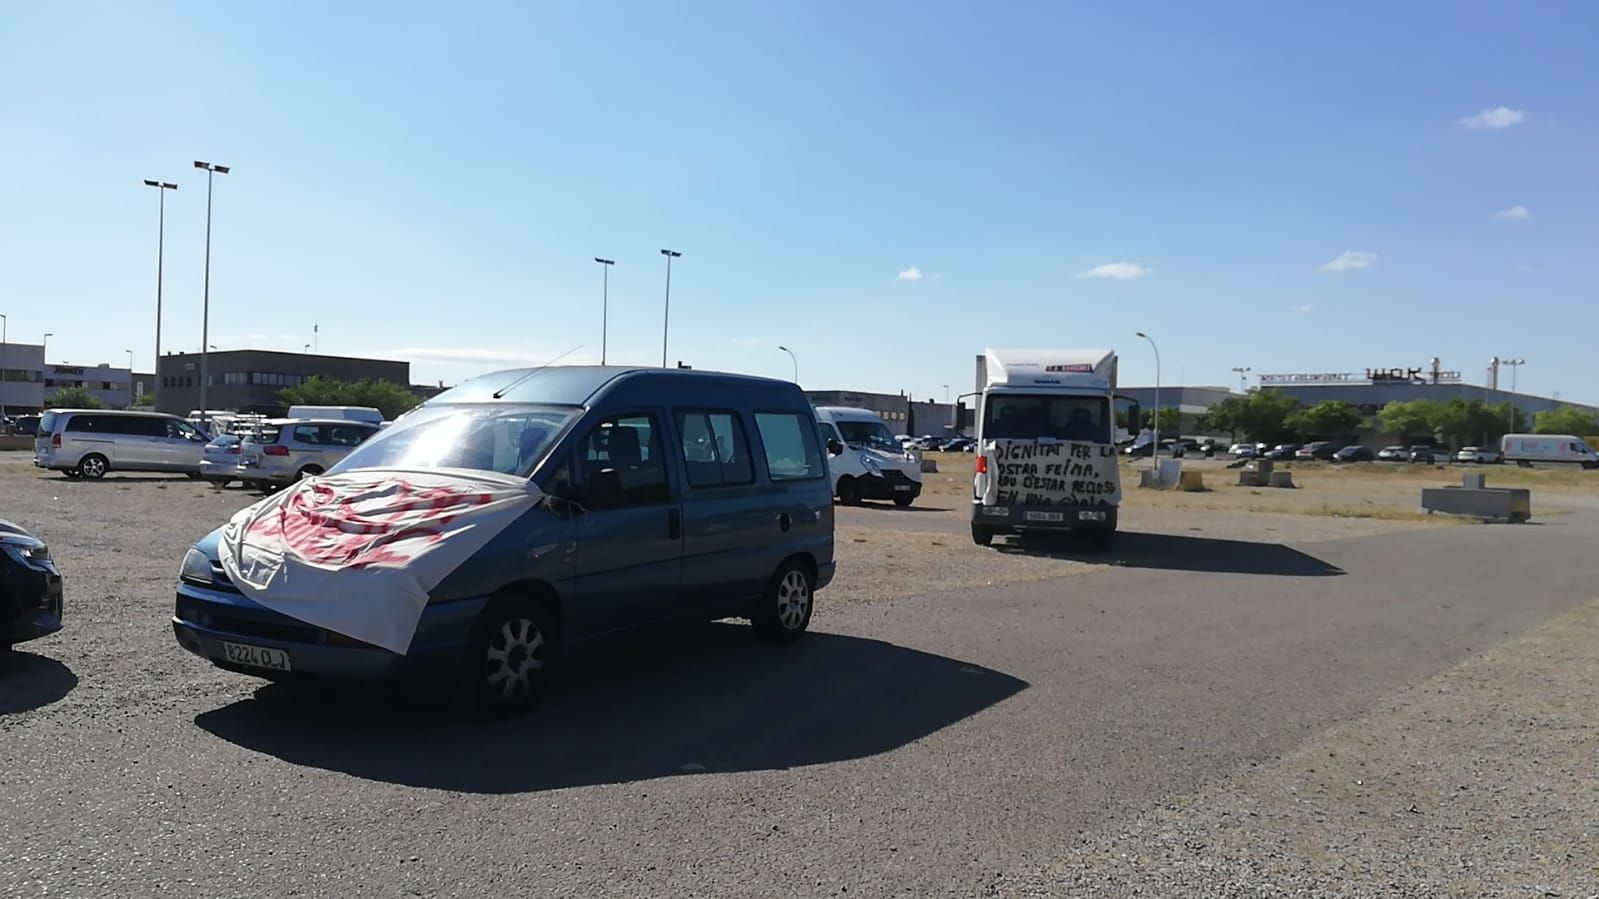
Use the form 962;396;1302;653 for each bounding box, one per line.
826;438;844;456
1125;405;1141;432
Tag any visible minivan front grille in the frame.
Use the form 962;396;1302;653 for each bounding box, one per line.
879;469;916;485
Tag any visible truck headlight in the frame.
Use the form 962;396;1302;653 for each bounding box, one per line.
180;547;214;584
860;455;881;474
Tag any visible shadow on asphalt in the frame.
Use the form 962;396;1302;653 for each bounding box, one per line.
193;623;1028;793
847;501;956;513
0;651;78;714
996;531;1344;577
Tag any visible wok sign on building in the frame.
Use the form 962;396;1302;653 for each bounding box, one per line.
1260;366;1463;386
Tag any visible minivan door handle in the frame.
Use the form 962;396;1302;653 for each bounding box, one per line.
667;508;682;540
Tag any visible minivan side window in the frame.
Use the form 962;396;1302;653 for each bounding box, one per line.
754;412;826;481
292;425;324;445
676;410;754;489
167;419;203;440
326;424;376;447
580;414;669;509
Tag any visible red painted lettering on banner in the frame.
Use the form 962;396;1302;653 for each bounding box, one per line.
246;478;496;569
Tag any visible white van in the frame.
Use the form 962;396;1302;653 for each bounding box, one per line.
286;405;384;425
34;409;208;479
814;406;924;507
1500;433;1599;469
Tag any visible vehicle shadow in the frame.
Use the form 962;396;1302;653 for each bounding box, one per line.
193;623;1028;794
47;475;199;484
850;501;955;513
996;531;1344;577
0;651;79;715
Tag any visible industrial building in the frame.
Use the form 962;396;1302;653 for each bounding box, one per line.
803;389;961;438
1;342;137;414
153;349;410;416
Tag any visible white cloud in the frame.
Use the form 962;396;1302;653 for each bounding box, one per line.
1495;204;1530;221
1292;304;1314;315
1318;250;1379;273
730;337;761;349
1459;106;1526;130
896;266;923;281
1078;261;1149;281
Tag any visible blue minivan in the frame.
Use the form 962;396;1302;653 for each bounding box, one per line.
172;366;836;716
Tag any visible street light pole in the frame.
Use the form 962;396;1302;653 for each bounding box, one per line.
143;179;177;408
1502;357;1525;432
1231;365;1251;394
193;161;230;425
42;333;53;404
1;312;7;418
660;249;681;368
594;257;615;365
778;345;798;383
1136;331;1161;463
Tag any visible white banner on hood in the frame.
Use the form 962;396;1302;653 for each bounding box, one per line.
218;468;543;655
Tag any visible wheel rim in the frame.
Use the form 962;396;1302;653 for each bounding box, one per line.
776;570;810;630
483;617;544;701
81;457;105;478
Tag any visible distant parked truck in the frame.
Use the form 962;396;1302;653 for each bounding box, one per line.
1500;433;1599;469
285;405;384;425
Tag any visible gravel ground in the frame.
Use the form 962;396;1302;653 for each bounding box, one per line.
997;597;1599;898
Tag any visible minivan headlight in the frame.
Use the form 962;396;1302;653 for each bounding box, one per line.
860;454;881;474
180;547;214;584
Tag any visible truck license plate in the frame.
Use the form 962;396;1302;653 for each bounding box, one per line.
894;484;912;492
219;641;292;671
1025;511;1064;522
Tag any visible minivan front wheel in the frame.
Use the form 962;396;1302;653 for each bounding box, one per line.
753;561;813;643
466;599;552;718
836;477;861;506
77;454;109;480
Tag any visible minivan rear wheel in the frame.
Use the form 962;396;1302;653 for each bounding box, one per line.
77;454;108;480
752;560;813;643
465;598;552;719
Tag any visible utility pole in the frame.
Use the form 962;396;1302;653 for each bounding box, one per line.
193;160;230;425
595;257;615;364
659;249;681;368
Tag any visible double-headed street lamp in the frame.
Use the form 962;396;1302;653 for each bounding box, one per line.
1231;365;1251;394
193;160;230;423
1501;357;1526;432
594;257;615;365
1136;331;1161;462
143;179;177;405
660;249;682;368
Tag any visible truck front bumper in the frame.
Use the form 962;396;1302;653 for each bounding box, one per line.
971;502;1117;533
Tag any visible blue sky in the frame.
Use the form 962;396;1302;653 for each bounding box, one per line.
3;2;1596;403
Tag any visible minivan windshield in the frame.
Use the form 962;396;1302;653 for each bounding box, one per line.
835;419;901;452
328;404;579;477
984;394;1110;443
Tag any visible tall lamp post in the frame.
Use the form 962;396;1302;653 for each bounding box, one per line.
778;345;798;383
42;333;53;405
142;179;177;407
1136;331;1161;464
1502;357;1525;432
594;257;615;365
1;312;7;419
659;249;681;368
1231;365;1251;394
193;160;230;425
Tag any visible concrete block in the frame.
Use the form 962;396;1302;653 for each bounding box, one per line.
1268;471;1296;489
1139;469;1163;489
920;458;939;473
1421;486;1531;522
1461;472;1486;490
1177;470;1206;492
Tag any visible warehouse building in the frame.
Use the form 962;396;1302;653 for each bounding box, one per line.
154;349;410;416
803;389;962;438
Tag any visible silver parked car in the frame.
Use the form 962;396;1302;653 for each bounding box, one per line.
237;418;381;488
199;435;247;485
33;409;209;480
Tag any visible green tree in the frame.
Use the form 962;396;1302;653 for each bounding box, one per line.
1202;396;1249;440
1377;399;1441;440
46;387;103;409
1286;401;1363;439
1150;406;1182;436
1533;405;1599;436
132;393;155;407
278;376;421;420
1238;389;1301;444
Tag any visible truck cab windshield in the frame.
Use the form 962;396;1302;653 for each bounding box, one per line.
836;420;901;453
985;395;1110;443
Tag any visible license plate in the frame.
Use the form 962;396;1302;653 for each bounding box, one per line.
219;641;291;671
894;484;913;492
1025;511;1064;522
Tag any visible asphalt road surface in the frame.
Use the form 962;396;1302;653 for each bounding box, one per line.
3;496;1594;896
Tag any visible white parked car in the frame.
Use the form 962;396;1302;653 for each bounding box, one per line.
814;407;924;507
1376;445;1409;462
1228;442;1256;457
1454;446;1501;465
237;418;382;488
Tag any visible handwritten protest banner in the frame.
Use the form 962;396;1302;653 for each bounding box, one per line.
988;439;1121;507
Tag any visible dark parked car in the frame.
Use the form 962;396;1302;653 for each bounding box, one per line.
1;518;63;651
1295;441;1340;461
1265;443;1302;461
12;415;40;437
1408;445;1443;464
941;438;973;452
1334;445;1375;462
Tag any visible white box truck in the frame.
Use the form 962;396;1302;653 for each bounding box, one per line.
1500;433;1599;469
970;348;1138;549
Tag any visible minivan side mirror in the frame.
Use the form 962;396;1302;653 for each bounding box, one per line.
826;438;844;457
